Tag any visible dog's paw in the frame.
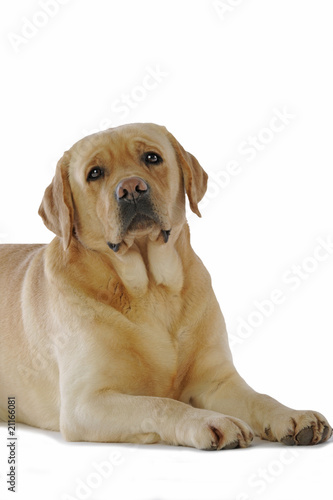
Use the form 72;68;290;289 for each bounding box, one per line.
178;410;254;450
262;410;332;446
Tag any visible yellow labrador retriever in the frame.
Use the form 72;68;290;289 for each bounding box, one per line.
0;123;331;449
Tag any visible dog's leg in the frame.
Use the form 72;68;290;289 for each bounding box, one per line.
60;392;253;449
183;368;332;446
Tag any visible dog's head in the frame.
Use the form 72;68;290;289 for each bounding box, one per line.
39;123;208;254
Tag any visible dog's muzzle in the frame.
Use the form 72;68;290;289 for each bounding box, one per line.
107;176;171;252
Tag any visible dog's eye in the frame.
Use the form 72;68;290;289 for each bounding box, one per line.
143;152;163;165
87;167;104;181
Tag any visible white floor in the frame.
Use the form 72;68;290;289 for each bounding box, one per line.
0;423;332;500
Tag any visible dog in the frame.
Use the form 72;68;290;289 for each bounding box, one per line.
0;123;331;449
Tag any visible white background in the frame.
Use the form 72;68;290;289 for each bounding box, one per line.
0;0;333;499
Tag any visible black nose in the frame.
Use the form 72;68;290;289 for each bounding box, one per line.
116;176;149;202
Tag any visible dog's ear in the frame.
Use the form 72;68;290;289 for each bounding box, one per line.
167;132;208;217
38;152;74;250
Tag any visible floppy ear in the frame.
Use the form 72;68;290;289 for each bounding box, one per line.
38;152;74;250
167;132;208;217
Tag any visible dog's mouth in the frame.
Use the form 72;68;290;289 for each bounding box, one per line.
127;213;155;232
107;203;171;253
122;203;162;236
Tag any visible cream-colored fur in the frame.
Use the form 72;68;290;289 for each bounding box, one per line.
0;123;331;449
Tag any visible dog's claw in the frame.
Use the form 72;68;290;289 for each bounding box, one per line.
319;425;331;443
107;242;120;252
161;229;171;243
281;435;295;446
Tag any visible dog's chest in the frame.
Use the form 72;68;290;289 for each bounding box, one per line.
111;288;187;398
90;248;192;398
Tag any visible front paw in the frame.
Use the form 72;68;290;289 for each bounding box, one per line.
177;409;254;450
262;410;332;446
